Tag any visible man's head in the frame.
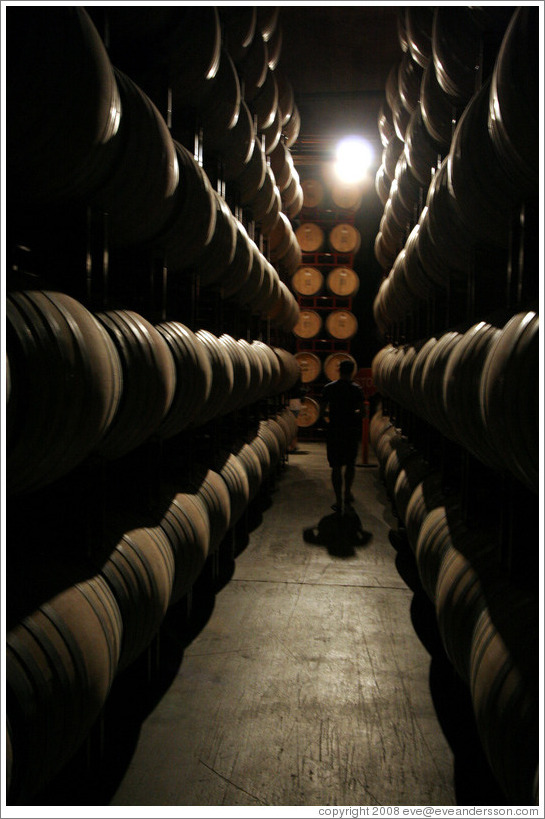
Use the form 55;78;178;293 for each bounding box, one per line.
339;360;354;380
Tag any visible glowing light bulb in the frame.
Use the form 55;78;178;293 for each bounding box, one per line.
334;136;374;184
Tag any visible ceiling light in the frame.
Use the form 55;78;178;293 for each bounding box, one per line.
334;136;374;184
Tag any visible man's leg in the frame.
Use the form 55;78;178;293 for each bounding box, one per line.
331;466;343;512
344;461;355;507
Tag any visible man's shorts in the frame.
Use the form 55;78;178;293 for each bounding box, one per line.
326;428;359;467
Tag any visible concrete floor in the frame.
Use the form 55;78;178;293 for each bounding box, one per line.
28;441;507;809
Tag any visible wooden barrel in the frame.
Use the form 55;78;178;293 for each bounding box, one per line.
384;439;421;506
295;352;321;384
237;136;267;206
285;183;304;220
293;309;322;339
393;452;434;528
405;6;433;68
270;281;300;333
291;265;323;297
159;492;210;604
296;397;321;428
218;7;256;64
278;230;303;278
199;47;241;142
98;525;175;672
479;310;539;493
195;329;236;423
154;322;212;438
261;103;282;155
249;67;278;131
328;223;361;255
295;222;325;253
232;443;263;502
216;334;251;412
268;211;294;262
247;432;272;482
420;59;457;154
267;22;283;70
259;184;282;236
283;103;301;148
213;451;251;526
301;178;325;209
398;49;424;115
88;68;178;248
469;592;539;805
323;352;357;382
331;182;364;212
432;7;484;104
7;6;122;205
6;575;123;800
326;267;360;297
6;291;122;496
186;465;232;553
94;310;176;460
196;191;238;287
325;309;358;340
207;99;255;181
252;340;283;396
269;140;295;193
235;25;268;102
275;68;294;126
248;164;277;224
403;472;446;554
378;100;396;148
257;419;282;469
273;348;301;395
488;7;538;200
152;140;216;271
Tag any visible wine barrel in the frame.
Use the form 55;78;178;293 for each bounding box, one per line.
213;451;251;527
195;329;236;424
283;103;301;148
152;140;216;271
269;280;300;333
291;266;323;296
479;310;539;492
154;322;212;438
295;222;324;253
331;182;363;212
6;575;122;800
378;100;396;148
186;465;232;554
296;397;321;428
195;46;241;139
232;442;263;502
273;348;301;395
295;352;321;384
432;7;483;105
206;99;255;181
326;267;359;297
328;223;361;255
301;178;325;208
488;7;538;198
257;419;282;469
6;291;122;496
94;310;176;460
248;164;277;224
375;164;392;207
259;185;282;236
218;334;252;413
384;136;405;184
257;7;279;41
220;218;254;299
275;68;295;126
404;472;446;554
278;231;303;278
89;68;179;248
398;50;424;116
236;26;268;101
98;525;175;672
325;310;358;340
219;7;256;64
285;183;304;220
405;6;433;68
163;8;221;108
252;340;283;396
195;191;238;287
393;452;434;528
323;352;357;383
420;59;458;154
7;6;122;205
293;309;322;339
403;106;442;190
469;592;539;805
448;79;519;248
250;67;278;131
261;104;283;156
236;137;267;206
159;492;210;604
267;23;283;70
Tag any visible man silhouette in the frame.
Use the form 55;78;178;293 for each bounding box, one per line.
320;359;364;514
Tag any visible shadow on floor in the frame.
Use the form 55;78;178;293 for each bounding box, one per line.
303;509;373;558
388;525;510;806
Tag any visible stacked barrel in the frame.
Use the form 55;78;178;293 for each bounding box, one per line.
371;7;539;806
5;6;303;803
289;172;364;431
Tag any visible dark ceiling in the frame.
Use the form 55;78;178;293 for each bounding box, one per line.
276;6;402;153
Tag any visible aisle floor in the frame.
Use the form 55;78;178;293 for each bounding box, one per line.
102;442;503;809
32;441;507;809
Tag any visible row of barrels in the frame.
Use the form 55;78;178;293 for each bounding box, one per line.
369;409;539;806
300;177;365;214
7;8;304;283
291;265;360;298
90;5;306;239
295;221;362;256
293;309;359;341
6;408;298;803
371;310;539;494
6;289;301;496
295;351;357;385
374;6;537;308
